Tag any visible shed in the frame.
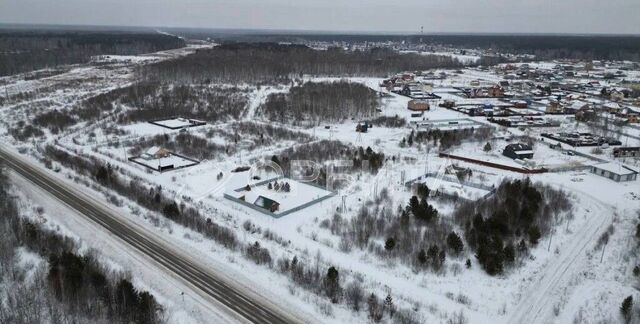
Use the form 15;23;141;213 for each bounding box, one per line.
590;163;638;182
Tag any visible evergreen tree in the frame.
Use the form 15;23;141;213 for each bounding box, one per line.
271;155;281;166
503;243;516;264
621;295;633;323
417;249;427;266
528;225;542;245
447;232;464;256
384;237;396;251
483;142;492;152
384;293;395;318
325;266;341;303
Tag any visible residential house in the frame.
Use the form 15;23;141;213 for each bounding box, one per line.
503;143;534;160
143;146;171;160
238;190;281;213
407;99;430;111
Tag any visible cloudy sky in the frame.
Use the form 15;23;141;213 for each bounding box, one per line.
1;0;639;34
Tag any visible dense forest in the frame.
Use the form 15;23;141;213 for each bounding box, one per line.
262;81;379;125
0;30;185;76
138;42;463;83
180;33;640;61
0;165;164;323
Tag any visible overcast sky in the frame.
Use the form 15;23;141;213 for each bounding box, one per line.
1;0;639;34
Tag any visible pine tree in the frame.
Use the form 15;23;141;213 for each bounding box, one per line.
384;293;395;318
517;239;527;254
621;295;633;323
427;245;439;269
447;232;464;256
417;249;427;266
325;266;341;303
528;226;542;245
271;155;281;166
483;142;492;152
384;237;395;251
503;243;515;264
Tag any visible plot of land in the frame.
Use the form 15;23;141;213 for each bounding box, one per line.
130;153;199;172
225;177;335;217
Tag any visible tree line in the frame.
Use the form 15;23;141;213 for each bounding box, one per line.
0;30;185;76
138;42;463;83
401;127;494;151
43;145;240;249
0;165;164;323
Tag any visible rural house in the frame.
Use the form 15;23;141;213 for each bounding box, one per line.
503;143;534;160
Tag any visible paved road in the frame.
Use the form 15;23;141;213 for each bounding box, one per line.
0;147;300;324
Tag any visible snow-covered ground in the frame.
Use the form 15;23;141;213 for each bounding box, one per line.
2;47;640;324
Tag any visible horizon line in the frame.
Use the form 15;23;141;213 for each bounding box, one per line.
1;22;640;37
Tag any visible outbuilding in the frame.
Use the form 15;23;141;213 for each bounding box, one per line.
590;163;638;182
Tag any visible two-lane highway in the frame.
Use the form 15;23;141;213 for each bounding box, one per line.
0;146;301;324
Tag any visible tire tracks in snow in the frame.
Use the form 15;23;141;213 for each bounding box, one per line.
506;187;615;324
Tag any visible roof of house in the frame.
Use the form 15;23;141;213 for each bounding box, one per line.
592;162;638;176
505;143;533;152
145;146;162;156
254;195;279;210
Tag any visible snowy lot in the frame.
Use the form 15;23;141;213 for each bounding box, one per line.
130;153;199;172
226;177;335;216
